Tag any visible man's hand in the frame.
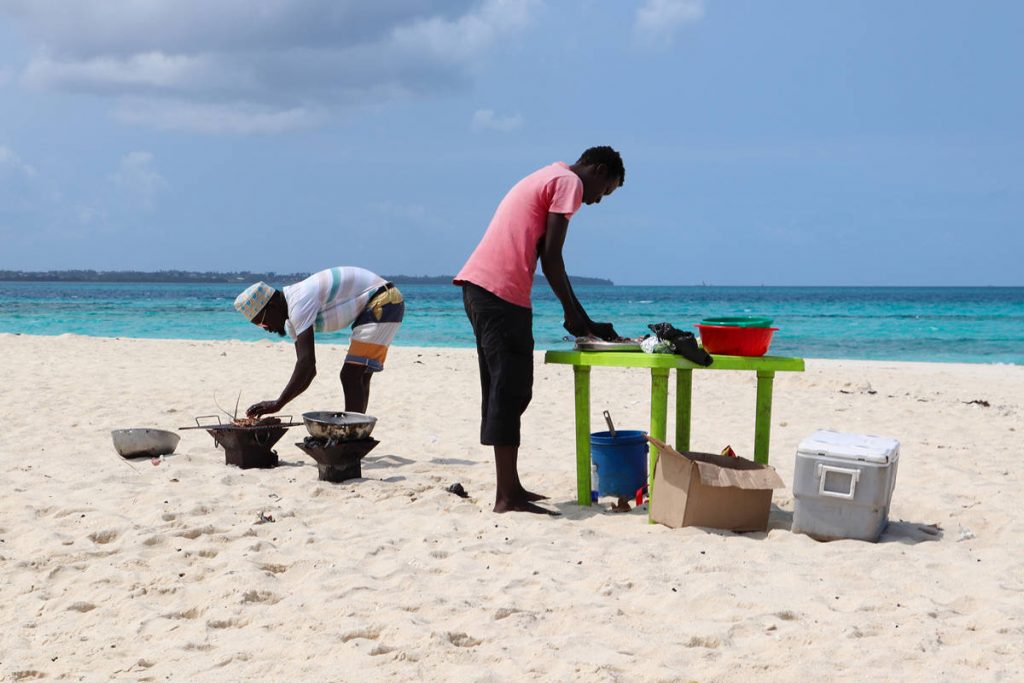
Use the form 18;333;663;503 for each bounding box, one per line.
589;321;620;342
562;310;590;338
246;400;281;418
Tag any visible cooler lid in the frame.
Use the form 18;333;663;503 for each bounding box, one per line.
796;429;900;464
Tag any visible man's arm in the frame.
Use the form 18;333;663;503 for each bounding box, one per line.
246;328;317;417
540;212;618;340
563;287;617;340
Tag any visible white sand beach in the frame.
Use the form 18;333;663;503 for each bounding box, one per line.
1;333;1022;682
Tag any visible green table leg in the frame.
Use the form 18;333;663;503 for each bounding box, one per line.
574;365;592;506
675;369;692;452
648;368;670;521
754;370;775;464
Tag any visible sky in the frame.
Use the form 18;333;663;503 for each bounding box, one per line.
0;0;1021;286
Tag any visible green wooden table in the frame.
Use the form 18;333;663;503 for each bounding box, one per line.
544;350;805;506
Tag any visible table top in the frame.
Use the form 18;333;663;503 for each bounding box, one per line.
544;349;805;372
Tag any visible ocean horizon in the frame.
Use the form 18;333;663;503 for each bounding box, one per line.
1;281;1021;365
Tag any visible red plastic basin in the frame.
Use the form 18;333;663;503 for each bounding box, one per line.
695;324;778;357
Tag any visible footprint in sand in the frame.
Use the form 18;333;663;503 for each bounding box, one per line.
166;607;202;620
88;529;120;544
240;590;280;605
493;607;525;620
446;632;482;648
175;525;218;540
341;627;381;643
67;601;96;613
206;616;249;629
53;508;88;519
846;625;880;639
685;635;721;649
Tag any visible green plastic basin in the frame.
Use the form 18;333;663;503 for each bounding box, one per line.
700;316;774;328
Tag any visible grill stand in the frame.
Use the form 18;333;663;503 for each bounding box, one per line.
210;427;288;469
294;438;379;482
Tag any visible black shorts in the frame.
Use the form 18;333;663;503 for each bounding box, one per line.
462;283;534;446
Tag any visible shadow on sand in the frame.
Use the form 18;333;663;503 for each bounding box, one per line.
362;453;416;470
769;504;944;544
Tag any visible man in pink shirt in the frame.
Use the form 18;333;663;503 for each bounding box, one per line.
454;146;625;514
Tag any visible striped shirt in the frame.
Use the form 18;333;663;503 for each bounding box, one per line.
283;267;386;338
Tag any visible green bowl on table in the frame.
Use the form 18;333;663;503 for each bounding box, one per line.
699;316;774;328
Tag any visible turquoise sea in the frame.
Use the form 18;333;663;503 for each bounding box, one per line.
1;282;1022;364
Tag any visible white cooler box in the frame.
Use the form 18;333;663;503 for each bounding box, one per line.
792;430;900;542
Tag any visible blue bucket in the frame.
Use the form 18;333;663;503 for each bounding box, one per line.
590;430;648;498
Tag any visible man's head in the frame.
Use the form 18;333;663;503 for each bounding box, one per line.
234;281;286;336
573;146;625;205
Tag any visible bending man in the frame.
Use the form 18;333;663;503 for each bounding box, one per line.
234;267;404;417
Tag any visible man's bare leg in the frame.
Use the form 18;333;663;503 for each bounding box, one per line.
340;363;372;413
493;445;556;514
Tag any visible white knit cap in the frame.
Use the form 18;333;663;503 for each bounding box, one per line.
233;281;276;321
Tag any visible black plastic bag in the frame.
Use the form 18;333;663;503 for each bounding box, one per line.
648;322;713;366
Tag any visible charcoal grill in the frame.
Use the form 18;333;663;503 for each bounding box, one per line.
294;436;379;482
180;415;303;469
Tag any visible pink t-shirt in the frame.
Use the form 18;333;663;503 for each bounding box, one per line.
454;162;583;308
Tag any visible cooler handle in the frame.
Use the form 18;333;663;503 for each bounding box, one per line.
816;464;860;500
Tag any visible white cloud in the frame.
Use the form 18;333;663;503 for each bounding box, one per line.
76;205;102;226
114;99;325;135
391;0;533;62
472;108;523;132
0;145;36;176
23;52;224;94
633;0;704;49
109;151;167;208
2;0;538;134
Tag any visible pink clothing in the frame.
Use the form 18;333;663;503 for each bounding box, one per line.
454;162;582;308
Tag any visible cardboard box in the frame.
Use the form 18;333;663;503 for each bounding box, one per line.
648;437;785;532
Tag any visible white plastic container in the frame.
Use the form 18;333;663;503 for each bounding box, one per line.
792;429;900;542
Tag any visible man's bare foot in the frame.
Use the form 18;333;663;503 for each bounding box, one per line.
493;497;560;515
517;488;548;502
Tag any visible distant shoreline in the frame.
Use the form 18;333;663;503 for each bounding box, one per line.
0;270;615;286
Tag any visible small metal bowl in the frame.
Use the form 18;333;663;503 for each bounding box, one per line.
111;428;180;458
